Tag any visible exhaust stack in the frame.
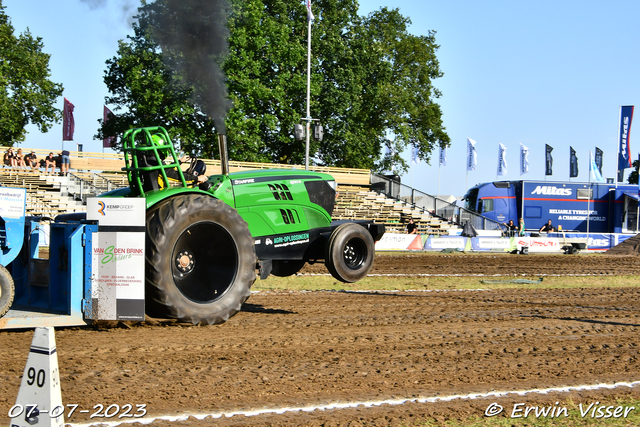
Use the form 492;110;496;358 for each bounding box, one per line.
218;134;229;176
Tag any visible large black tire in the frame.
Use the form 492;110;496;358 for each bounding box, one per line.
271;260;306;277
325;223;375;283
145;194;256;324
0;265;15;318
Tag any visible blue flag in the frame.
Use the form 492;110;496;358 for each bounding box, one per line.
618;106;634;180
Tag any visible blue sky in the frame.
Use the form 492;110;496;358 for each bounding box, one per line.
4;0;640;197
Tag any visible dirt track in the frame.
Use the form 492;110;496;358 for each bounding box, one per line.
2;253;640;426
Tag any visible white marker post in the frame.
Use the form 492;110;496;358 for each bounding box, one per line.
9;327;64;427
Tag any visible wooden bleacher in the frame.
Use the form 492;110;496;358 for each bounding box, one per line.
333;185;454;236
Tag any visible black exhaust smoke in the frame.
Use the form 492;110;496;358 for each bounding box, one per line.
146;0;232;135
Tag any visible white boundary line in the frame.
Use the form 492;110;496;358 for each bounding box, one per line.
297;273;620;277
68;381;640;427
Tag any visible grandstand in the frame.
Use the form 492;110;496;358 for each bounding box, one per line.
0;146;461;235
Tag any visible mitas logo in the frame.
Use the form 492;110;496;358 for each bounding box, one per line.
531;186;572;196
621;117;629;158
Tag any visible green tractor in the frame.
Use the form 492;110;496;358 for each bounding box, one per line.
100;126;385;325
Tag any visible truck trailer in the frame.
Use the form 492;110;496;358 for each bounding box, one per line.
463;180;639;250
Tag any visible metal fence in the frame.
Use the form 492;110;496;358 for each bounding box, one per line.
67;173;126;202
370;174;503;231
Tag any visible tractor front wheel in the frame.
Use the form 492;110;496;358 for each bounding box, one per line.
145;194;256;324
0;265;15;318
325;223;375;283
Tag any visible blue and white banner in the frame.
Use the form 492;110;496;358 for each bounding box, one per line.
618;106;634;176
590;150;605;182
520;143;529;176
570;146;579;178
545;144;553;176
467;138;477;171
497;143;507;176
439;146;447;167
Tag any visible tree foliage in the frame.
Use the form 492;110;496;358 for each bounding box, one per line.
629;159;639;185
99;0;450;171
0;1;63;145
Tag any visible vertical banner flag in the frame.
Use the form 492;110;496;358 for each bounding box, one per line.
103;106;117;148
520;143;529;176
439;146;447;167
411;146;421;165
467;138;477;171
595;146;604;176
497;143;507;176
545;144;553;176
306;0;314;21
590;150;605;182
63;98;75;141
570;146;579;178
617;106;634;181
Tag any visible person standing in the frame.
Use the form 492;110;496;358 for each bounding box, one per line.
518;217;526;236
406;218;418;234
60;149;70;176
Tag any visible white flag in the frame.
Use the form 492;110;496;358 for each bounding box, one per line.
306;0;315;21
497;143;507;176
411;146;421;165
467;138;477;171
520;143;529;176
439;146;447;167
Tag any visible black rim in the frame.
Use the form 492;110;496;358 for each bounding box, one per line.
342;237;367;270
171;221;238;303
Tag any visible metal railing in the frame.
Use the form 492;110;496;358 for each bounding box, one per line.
370;174;503;231
67;172;127;202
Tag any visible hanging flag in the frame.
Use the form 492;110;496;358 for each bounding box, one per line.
497;143;507;176
595;147;604;177
617;106;634;182
411;146;421;165
62;98;75;141
570;146;579;178
520;144;529;176
306;0;314;21
102;106;117;148
439;146;447;167
545;144;553;176
467;138;477;171
590;150;605;182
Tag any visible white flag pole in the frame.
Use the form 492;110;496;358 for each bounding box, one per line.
304;14;312;170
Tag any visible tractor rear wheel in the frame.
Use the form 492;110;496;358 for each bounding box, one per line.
145;194;256;324
0;265;15;318
271;260;306;277
325;223;375;283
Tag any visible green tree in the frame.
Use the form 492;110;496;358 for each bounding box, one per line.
99;0;450;171
0;1;63;145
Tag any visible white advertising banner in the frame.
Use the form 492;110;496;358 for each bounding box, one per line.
0;187;26;218
87;198;146;321
375;234;420;251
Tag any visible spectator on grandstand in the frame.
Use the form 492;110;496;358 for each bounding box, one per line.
25;151;37;171
15;149;27;169
59;149;70;176
406;218;418;234
44;152;56;175
539;219;555;233
3;148;16;168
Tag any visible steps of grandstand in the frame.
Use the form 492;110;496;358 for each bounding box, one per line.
333;185;457;235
